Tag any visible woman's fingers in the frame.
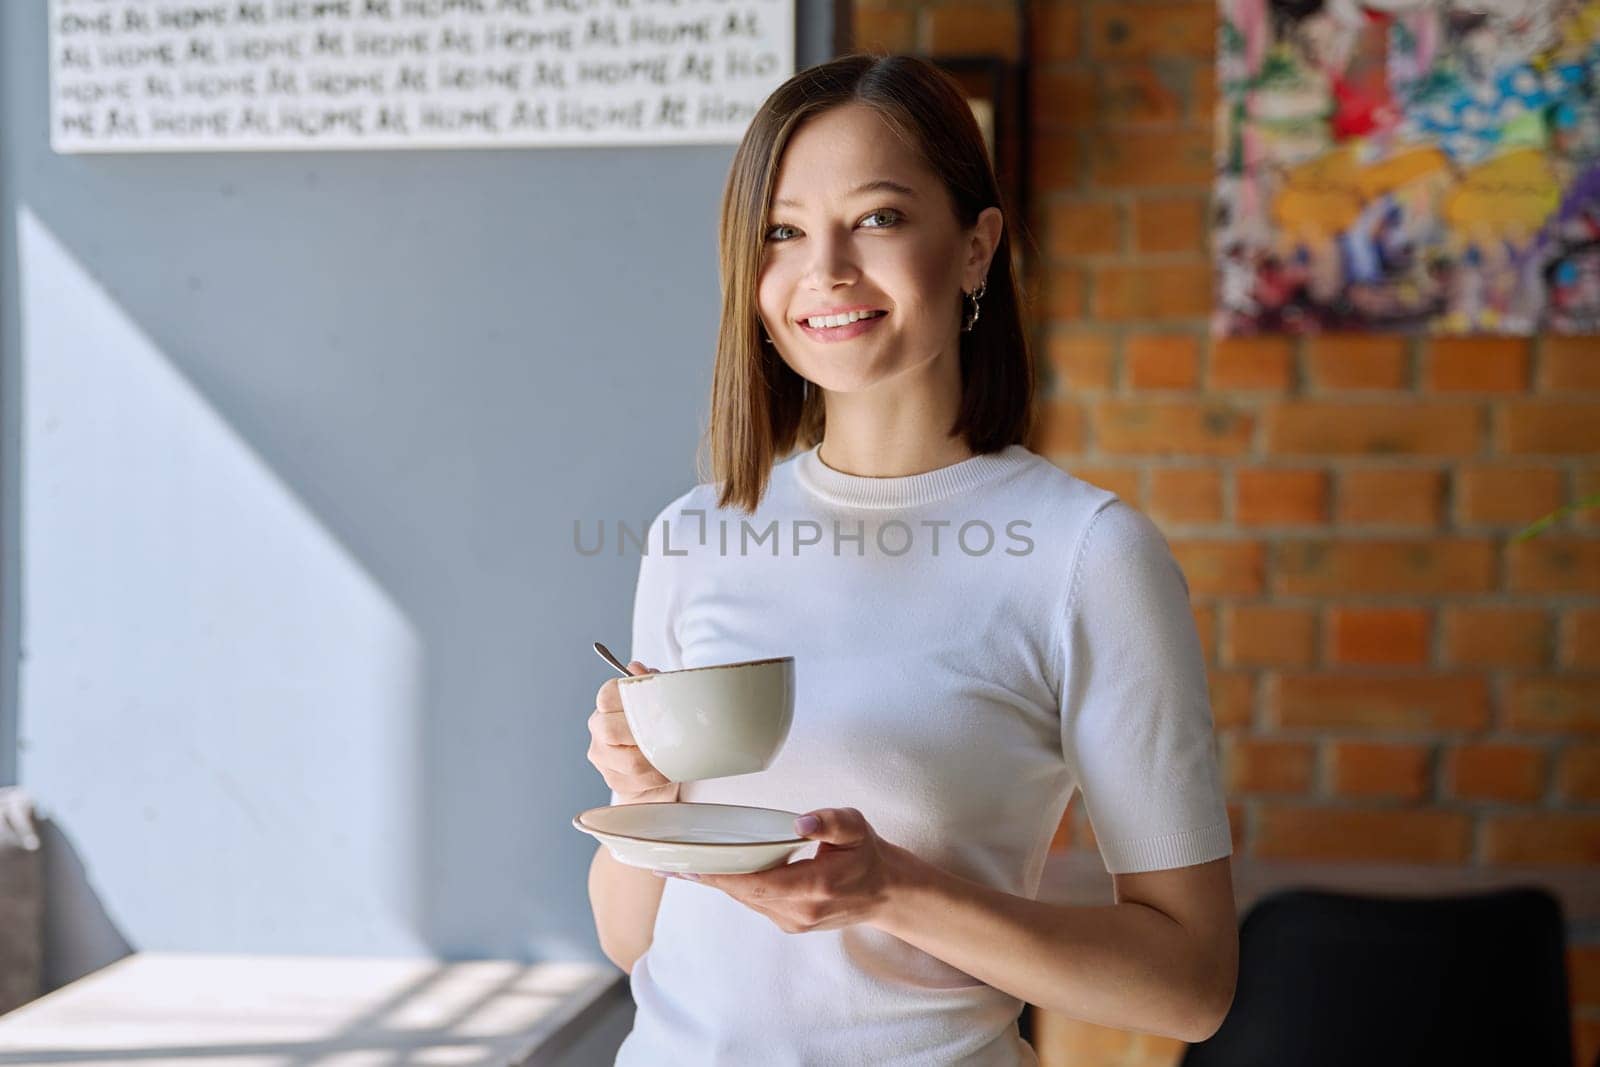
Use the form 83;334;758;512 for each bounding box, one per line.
588;707;637;747
593;661;655;713
586;661;668;800
588;739;655;776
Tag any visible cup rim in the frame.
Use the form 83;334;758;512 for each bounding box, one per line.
616;655;793;684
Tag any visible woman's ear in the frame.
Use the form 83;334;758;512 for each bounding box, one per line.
965;206;1004;289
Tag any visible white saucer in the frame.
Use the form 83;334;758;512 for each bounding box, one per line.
573;802;811;874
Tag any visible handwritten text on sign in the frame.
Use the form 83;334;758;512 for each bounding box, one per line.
50;0;796;152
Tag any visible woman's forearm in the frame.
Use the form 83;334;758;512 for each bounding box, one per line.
588;844;666;973
872;846;1227;1042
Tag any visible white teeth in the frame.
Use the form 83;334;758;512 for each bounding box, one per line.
805;310;882;329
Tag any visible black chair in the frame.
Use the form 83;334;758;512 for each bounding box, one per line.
1182;886;1573;1067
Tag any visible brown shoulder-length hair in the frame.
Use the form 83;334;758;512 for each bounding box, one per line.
700;53;1035;514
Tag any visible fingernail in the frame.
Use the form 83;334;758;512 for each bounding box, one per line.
796;814;821;835
678;872;700;880
652;870;670;878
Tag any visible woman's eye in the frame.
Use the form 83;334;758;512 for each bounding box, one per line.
763;210;901;243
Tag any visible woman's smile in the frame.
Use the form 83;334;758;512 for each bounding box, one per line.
796;309;888;343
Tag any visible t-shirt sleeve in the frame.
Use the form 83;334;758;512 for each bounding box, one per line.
1057;500;1233;874
629;499;688;674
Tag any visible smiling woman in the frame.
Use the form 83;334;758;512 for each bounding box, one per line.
585;53;1238;1067
706;54;1033;512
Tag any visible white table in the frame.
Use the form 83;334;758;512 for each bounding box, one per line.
0;953;627;1066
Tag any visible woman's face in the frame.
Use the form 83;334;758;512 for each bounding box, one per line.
757;103;993;397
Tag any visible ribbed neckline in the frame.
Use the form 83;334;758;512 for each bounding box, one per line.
793;444;1034;509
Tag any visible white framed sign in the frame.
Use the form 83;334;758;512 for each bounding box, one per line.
49;0;796;152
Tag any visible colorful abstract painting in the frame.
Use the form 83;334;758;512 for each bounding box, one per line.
1215;1;1600;335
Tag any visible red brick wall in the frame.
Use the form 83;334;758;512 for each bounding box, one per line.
850;2;1600;1064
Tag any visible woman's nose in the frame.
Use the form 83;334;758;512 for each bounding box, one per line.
801;230;859;289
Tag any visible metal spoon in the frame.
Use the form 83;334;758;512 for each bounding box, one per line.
593;641;633;678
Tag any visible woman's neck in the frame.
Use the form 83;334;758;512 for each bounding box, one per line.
815;350;972;477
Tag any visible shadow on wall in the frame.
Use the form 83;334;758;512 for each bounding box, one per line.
17;206;431;961
38;815;133;993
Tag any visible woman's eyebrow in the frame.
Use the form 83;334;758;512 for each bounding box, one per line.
773;179;918;209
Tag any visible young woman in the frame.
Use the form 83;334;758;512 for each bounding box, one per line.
586;54;1238;1065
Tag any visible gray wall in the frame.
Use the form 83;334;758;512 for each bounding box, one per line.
1;0;841;980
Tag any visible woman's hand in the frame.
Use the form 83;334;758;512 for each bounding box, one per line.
665;808;910;933
587;661;680;805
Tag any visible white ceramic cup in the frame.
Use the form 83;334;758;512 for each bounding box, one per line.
617;656;795;782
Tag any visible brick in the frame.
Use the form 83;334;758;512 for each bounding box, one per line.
1033;1013;1186;1064
1579;467;1600;529
1446;743;1545;803
1235;469;1329;526
1275;539;1496;596
1089;3;1215;59
1499;402;1600;454
1032;132;1082;192
1578;1018;1600;1067
1094;400;1254;455
1306;335;1411;390
1426;337;1531;392
1539;336;1600;392
1568;944;1600;1006
1193;603;1217;663
1328;741;1432;801
1035;399;1087;455
1508;538;1600;595
851;7;916;53
1045;197;1122;258
1265;402;1481;456
1147;467;1222;523
1222;736;1315;794
1042;266;1088;319
1257;807;1471;864
1229;798;1250;854
1087;129;1212;188
925;4;1021;60
1033;68;1097;129
1126;334;1200;390
1049;806;1072;852
1338;469;1444;527
1329;607;1432;666
1030;2;1081;63
1225;604;1317;667
1557;744;1600;802
1132;195;1207;254
1562;608;1600;668
1269;674;1490;732
1209;671;1255;729
1092;264;1211;320
1097;64;1184;124
1456;465;1564;526
1044;331;1115;393
1442;606;1550;668
1209;336;1294;390
1482;814;1600;865
1191;62;1216;120
1171;540;1266;596
1070;800;1098;852
1506;677;1600;735
1069;464;1141;502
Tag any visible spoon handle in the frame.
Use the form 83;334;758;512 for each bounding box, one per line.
593;641;633;678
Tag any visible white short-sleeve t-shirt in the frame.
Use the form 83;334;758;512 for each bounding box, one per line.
611;444;1232;1066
